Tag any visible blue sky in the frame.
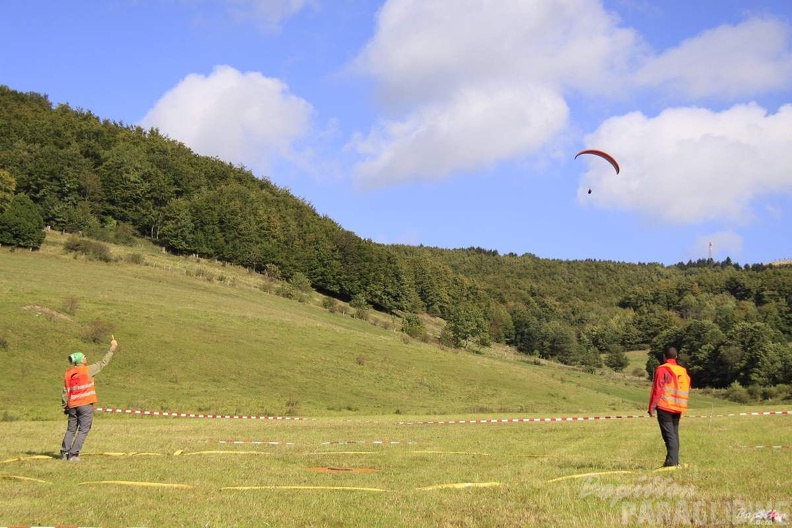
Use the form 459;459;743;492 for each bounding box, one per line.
2;1;791;265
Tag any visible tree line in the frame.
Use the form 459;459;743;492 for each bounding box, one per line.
1;85;790;390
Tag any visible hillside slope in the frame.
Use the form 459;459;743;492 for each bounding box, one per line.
1;234;730;420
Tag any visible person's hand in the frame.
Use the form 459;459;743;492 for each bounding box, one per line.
648;411;653;418
110;338;118;351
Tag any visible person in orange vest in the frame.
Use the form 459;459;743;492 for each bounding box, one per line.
648;346;691;467
60;337;118;461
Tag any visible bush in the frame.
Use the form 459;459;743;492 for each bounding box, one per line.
286;396;300;416
760;384;791;401
124;253;146;265
322;297;339;313
439;326;456;348
83;318;116;344
402;314;427;340
62;297;79;315
63;236;113;262
276;283;295;300
725;381;751;403
113;222;137;245
1;410;19;422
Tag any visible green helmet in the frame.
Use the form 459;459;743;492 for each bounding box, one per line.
68;352;85;365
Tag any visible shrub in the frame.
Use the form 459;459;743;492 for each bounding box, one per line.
761;384;791;401
725;381;751;403
276;283;295;299
263;264;281;281
258;280;274;294
1;410;19;422
322;297;339;313
124;253;146;265
113;222;137;245
289;272;312;298
286;396;300;416
83;318;116;344
63;236;113;262
439;326;456;348
62;297;79;315
353;307;369;321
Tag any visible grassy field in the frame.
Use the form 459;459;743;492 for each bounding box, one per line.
2;412;790;527
1;234;790;526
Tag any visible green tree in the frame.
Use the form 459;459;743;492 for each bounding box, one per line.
540;320;579;365
728;322;785;386
289;272;313;303
402;313;427;341
0;168;15;212
447;303;487;348
0;194;45;249
605;349;630;371
350;293;370;320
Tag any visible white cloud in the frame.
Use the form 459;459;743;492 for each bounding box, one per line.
347;2;792;189
634;17;792;100
140;65;313;173
348;0;638;186
225;0;314;33
580;103;792;224
349;84;569;186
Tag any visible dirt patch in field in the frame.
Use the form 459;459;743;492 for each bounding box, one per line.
309;467;378;473
22;305;73;321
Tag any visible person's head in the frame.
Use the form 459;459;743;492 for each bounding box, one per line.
68;352;86;366
663;347;678;360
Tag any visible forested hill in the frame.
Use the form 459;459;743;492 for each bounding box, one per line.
1;85;791;390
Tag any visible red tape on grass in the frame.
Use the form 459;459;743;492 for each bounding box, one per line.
96;407;308;420
398;410;791;425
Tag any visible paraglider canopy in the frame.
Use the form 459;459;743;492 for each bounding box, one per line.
574;149;620;175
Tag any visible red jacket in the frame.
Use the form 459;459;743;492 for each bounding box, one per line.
649;358;690;414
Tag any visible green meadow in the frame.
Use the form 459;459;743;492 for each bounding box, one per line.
1;234;790;527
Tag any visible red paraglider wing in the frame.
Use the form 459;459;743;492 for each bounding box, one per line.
574;149;620;175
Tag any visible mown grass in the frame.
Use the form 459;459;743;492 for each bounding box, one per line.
1;234;790;526
1;412;790;527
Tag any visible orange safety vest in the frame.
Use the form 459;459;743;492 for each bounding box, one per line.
64;365;98;408
657;362;690;413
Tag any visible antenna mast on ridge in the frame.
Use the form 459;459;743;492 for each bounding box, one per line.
709;241;713;260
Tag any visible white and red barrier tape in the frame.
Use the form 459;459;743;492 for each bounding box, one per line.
319;440;415;446
215;439;414;446
217;440;296;445
96;407;308;420
96;406;790;424
397;410;791;425
737;445;792;449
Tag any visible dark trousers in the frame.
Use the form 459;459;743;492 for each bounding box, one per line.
61;404;94;457
656;408;681;466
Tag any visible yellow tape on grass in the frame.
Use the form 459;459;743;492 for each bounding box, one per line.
79;480;194;488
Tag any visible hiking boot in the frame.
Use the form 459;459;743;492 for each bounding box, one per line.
68;456;80;462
